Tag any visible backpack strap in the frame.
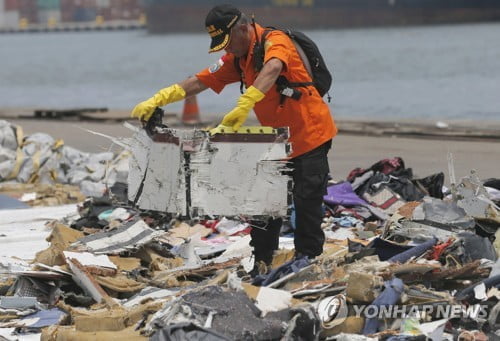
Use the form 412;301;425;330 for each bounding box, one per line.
253;28;273;72
234;57;245;94
262;28;315;100
287;80;314;88
234;28;273;94
235;27;315;99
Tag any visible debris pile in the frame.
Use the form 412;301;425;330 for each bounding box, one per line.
1;122;500;340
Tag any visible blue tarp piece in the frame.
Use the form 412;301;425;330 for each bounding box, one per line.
369;237;413;261
363;278;404;335
21;308;66;328
333;216;362;227
252;256;310;287
388;237;437;264
0;194;30;210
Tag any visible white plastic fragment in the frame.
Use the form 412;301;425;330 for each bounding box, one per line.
215;217;249;235
473;283;487;301
254;287;292;316
63;251;117;270
19;192;37;202
72;219;162;254
418;319;449;341
123;287;176;308
216;235;252;263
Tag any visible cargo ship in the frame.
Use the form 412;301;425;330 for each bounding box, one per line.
145;0;500;33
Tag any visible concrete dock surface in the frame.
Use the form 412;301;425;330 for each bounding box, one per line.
2;107;499;185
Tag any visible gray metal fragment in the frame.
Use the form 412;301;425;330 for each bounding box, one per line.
128;127;291;218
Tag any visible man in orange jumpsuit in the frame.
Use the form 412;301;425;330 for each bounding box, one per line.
132;4;337;270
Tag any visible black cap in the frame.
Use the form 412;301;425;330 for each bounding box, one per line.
205;4;241;53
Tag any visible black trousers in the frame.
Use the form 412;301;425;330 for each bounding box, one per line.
250;217;282;264
250;140;332;263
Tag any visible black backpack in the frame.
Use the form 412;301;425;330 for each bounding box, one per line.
235;27;333;102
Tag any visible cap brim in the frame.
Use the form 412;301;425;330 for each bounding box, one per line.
209;31;231;53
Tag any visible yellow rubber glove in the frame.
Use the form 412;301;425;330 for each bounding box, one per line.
219;86;265;132
209;124;233;135
131;84;186;121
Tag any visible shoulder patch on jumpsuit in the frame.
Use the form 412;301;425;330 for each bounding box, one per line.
209;57;225;73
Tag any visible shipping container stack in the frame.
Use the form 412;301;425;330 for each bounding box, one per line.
96;0;111;21
108;0;142;20
61;0;97;22
60;0;143;23
37;0;60;26
1;0;16;29
17;0;37;26
0;0;4;28
1;0;145;30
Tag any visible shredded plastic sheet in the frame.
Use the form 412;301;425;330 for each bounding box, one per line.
0;120;129;197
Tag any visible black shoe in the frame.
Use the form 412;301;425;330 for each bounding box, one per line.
248;260;269;278
294;252;314;261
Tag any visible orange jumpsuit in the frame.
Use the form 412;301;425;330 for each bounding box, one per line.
197;23;337;259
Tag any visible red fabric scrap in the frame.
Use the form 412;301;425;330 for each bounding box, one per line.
427;238;454;260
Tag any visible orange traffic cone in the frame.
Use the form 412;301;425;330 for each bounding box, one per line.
181;95;201;125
